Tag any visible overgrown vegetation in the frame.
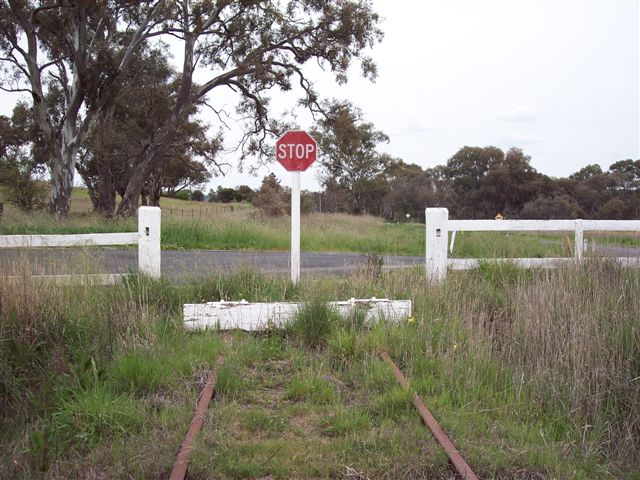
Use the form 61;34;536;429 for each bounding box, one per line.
1;259;638;478
6;191;624;258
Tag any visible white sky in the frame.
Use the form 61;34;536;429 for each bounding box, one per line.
1;0;639;193
252;0;640;191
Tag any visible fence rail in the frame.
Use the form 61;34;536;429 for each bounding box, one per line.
0;206;161;282
0;232;139;248
448;219;640;232
426;208;640;283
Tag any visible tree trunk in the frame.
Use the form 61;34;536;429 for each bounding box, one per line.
79;169;98;209
116;32;197;217
116;153;154;217
150;184;162;206
95;161;116;217
93;104;117;217
47;146;76;216
116;115;182;217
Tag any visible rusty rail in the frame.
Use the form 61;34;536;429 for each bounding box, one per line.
169;361;222;480
378;349;479;480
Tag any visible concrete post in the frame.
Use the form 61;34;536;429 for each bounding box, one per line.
574;219;584;261
425;208;449;283
138;206;161;278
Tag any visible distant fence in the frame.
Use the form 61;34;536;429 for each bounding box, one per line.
425;208;640;283
0;207;161;284
163;205;235;218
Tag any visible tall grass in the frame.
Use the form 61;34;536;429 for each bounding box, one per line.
1;256;638;477
506;261;640;453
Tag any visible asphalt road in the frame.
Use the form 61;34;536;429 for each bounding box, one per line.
0;248;425;279
1;243;638;280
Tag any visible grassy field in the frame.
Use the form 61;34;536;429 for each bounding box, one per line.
2;188;616;258
0;257;639;478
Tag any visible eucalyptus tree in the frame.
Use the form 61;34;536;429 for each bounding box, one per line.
0;0;168;215
1;0;382;217
76;48;223;216
114;0;383;216
312;99;390;214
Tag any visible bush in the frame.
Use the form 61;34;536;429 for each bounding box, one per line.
0;164;47;212
520;195;584;219
173;190;191;201
191;189;205;202
251;174;289;216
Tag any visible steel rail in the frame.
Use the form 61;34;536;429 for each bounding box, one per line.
378;349;479;480
169;361;222;480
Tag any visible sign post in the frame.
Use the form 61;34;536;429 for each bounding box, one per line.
291;170;301;282
275;130;317;284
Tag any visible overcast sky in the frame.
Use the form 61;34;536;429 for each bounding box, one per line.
218;0;640;192
1;0;638;193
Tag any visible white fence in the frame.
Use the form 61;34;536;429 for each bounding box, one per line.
0;206;161;284
425;207;640;283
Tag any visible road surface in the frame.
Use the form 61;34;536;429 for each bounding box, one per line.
0;248;424;279
1;243;638;280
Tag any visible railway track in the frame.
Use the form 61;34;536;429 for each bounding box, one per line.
169;348;479;479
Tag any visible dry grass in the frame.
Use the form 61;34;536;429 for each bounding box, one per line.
506;262;640;456
1;213;639;478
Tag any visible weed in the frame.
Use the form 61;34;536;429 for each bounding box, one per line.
288;299;341;349
215;359;245;398
327;329;362;367
241;409;287;435
109;351;167;396
51;385;146;449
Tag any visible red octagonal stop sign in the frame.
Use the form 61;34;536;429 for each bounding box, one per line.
276;130;317;171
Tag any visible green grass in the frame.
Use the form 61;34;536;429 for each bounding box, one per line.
321;406;372;436
287;299;342;349
3;186;616;258
285;375;339;404
1;196;640;478
449;230;568;258
51;385;147;448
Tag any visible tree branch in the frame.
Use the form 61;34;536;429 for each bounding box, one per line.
0;85;33;94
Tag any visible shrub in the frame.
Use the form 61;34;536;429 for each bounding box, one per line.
174;190;191;201
191;189;205;201
251;174;288;216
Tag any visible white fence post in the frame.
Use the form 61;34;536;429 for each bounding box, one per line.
574;219;584;261
138;207;161;278
425;208;449;283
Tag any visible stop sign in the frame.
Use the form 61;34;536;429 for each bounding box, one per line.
276;130;317;171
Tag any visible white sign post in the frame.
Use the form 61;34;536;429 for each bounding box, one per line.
291;171;301;283
275;130;317;284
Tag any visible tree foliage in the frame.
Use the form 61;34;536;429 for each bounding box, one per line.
1;0;383;217
75;49;221;215
313;100;390;214
251;173;288;216
0;0;167;215
0;104;47;210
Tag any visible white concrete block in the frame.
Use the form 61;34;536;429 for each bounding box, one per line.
183;298;412;331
